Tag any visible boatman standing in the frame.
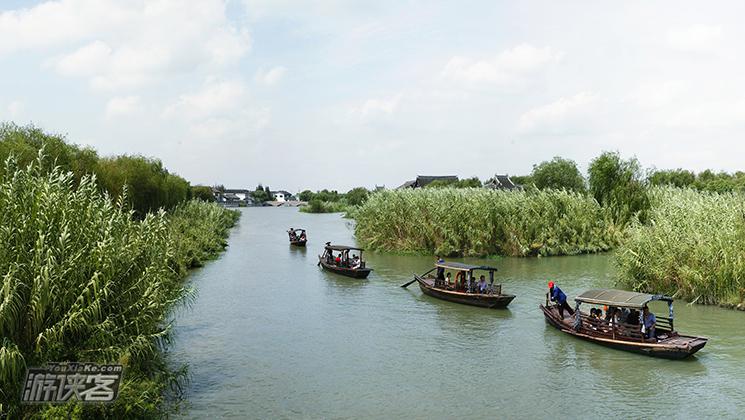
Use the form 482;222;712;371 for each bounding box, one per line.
435;255;445;280
548;281;574;319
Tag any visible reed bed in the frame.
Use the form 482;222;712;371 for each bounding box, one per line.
616;187;745;306
354;188;622;257
0;155;238;418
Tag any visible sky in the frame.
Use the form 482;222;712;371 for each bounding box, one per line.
2;1;745;192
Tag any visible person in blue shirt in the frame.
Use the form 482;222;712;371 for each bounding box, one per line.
549;281;575;319
435;255;445;280
642;306;656;340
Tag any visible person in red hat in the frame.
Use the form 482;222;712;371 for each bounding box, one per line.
548;281;574;319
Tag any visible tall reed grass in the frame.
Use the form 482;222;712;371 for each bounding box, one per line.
0;154;238;418
354;188;622;257
616;187;745;305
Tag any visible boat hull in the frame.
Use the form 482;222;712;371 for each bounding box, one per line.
540;304;707;359
415;276;515;309
319;258;371;279
290;239;307;247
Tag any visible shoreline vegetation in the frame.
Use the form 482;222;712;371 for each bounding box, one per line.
353;153;745;309
0;124;239;418
354;188;623;257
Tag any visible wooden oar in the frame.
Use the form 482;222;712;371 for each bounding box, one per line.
401;267;436;288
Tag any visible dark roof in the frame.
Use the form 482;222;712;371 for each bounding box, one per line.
272;190;294;196
486;174;518;190
397;180;416;189
416;175;458;187
325;244;364;251
435;261;497;271
575;289;673;308
224;188;251;194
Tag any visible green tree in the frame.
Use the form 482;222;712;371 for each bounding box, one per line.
191;185;216;202
265;185;273;201
588;151;650;225
648;169;696;188
252;184;269;202
509;175;533;187
298;190;314;201
346;187;369;206
531;157;586;193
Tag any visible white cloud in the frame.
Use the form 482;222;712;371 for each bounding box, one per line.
162;79;269;139
666;24;724;53
105;95;140;119
629;81;688;109
254;66;287;86
518;92;597;134
15;1;251;91
163;80;247;120
53;40;112;77
349;94;402;119
441;44;562;86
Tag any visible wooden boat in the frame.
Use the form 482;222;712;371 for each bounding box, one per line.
408;262;515;309
540;288;708;359
318;243;372;279
288;228;307;246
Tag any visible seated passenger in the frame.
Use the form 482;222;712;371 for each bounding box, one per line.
351;255;361;269
444;272;452;288
478;275;487;293
335;255;341;266
642;306;656;340
627;309;639;326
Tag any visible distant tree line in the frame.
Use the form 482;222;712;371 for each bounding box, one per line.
296;187;371;213
0;123;212;216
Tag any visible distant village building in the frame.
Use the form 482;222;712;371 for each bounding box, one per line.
397;175;459;189
484;174;519;190
271;190;295;202
213;188;256;206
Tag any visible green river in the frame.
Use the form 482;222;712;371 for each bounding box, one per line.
172;207;745;419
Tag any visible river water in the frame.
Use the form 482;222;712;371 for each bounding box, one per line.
171;207;745;419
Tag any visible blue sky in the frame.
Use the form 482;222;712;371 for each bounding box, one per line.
3;1;745;191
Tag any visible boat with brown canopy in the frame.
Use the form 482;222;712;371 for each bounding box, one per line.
540;288;708;359
318;243;372;279
287;228;307;246
403;261;515;309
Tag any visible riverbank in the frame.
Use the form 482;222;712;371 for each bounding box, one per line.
0;157;239;419
616;187;745;307
352;186;745;308
354;188;623;257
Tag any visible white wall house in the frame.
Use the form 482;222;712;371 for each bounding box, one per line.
271;190;295;202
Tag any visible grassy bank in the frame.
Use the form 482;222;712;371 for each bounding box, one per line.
0;156;238;418
299;199;349;214
616;187;745;306
354;188;622;257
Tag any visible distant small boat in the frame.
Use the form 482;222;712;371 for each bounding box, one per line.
318;243;372;279
288;228;307;246
540;288;708;359
408;261;515;309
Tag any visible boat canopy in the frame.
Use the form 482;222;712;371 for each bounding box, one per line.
435;261;497;272
324;244;363;251
575;289;673;309
289;228;305;233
